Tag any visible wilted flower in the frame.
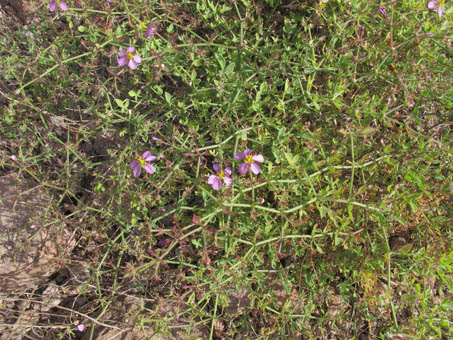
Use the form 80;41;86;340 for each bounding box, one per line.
118;47;142;70
130;151;156;177
234;149;264;175
379;6;387;18
145;23;157;38
360;24;366;38
208;164;232;190
50;0;68;12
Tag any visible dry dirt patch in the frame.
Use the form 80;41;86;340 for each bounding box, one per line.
0;173;74;292
0;173;76;337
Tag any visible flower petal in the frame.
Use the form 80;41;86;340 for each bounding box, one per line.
144;164;155;174
142;151;156;162
224;167;232;176
50;1;56;12
438;6;444;17
59;1;68;11
238;162;249;175
223;176;232;186
133;55;142;64
213;164;221;173
252;154;264;163
427;1;438;10
234;152;245;160
244;149;252;155
118;49;126;57
118;56;127;66
146;23;157;38
208;174;218;185
211;177;222;190
250;162;261;175
130;160;140;169
129;59;138;69
127;46;136;53
133;165;141;177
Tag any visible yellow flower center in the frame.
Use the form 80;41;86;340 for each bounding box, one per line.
245;154;253;164
139;156;145;166
218;169;224;179
127;52;134;60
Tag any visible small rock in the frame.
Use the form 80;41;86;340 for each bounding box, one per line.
360;334;369;340
389;236;407;251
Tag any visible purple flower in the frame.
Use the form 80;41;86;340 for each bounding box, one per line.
208;164;232;190
145;23;157;39
50;0;68;12
234;149;264;175
428;1;445;17
428;1;438;9
106;0;112;3
130;151;157;177
438;6;445;17
379;6;387;18
118;47;142;70
75;324;86;332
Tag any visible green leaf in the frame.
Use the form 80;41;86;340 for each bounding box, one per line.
284;152;300;168
359;127;376;136
224;62;235;75
440;300;453;312
315;243;325;254
399;243;413;256
165;92;172;104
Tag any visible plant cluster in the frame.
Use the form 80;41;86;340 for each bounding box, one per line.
0;0;451;339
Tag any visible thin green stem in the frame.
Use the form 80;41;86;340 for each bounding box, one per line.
17;52;89;92
17;38;113;93
197;127;253;152
209;295;219;340
223;202;281;214
377;213;399;328
233;155;389;199
348;134;355;199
